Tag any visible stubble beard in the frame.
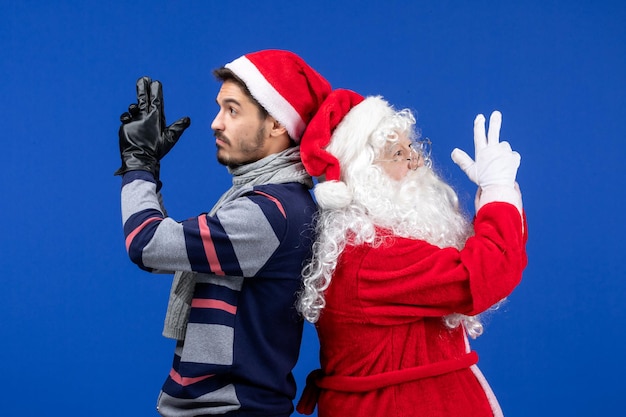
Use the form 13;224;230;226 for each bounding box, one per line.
215;124;267;169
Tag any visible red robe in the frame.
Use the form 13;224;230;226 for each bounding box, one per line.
298;202;528;417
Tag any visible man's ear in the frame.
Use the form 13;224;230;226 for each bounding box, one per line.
269;117;288;137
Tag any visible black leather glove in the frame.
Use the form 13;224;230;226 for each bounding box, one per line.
114;76;190;180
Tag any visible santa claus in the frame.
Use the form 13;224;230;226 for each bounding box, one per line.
296;89;527;417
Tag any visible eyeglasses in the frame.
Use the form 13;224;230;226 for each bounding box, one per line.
376;138;432;170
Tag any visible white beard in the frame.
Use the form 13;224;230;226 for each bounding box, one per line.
353;165;473;249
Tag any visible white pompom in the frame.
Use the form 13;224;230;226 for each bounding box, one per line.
314;181;352;209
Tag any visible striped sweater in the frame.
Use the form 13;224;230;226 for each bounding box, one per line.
121;169;317;416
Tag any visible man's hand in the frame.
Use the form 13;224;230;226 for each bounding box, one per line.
450;111;520;190
114;76;190;178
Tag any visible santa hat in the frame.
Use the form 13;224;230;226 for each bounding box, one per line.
225;49;331;142
300;89;395;209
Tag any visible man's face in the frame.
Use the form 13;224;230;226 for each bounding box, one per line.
211;80;274;168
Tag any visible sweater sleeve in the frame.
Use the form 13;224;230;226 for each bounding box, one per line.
120;171;288;276
356;202;527;324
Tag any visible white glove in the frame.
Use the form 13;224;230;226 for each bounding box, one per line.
451;111;523;213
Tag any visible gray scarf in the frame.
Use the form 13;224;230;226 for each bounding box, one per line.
162;147;312;340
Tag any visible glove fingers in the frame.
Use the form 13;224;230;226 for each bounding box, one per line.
450;148;474;171
128;103;139;116
166;117;191;142
150;80;164;119
512;150;521;168
120;103;140;124
487;111;502;146
499;140;512;153
473;114;487;152
136;76;151;113
160;117;191;157
451;148;478;184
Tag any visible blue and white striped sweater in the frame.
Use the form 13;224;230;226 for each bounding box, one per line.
121;170;317;416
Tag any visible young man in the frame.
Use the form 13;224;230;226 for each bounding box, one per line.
115;50;331;416
296;90;527;416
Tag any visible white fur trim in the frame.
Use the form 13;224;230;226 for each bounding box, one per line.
334;96;392;144
314;181;352;209
470;365;504;417
226;56;306;140
462;327;504;416
477;184;523;215
326;96;394;169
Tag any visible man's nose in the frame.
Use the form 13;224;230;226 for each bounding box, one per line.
211;111;224;131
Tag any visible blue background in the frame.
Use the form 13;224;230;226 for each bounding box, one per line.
2;1;625;415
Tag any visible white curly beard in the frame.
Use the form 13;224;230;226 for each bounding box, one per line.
352;165;473;248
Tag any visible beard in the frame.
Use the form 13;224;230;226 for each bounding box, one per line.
215;124;267;168
353;165;473;249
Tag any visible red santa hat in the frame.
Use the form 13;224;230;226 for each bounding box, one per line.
225;49;332;142
300;89;395;209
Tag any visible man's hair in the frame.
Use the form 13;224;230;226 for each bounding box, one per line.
213;67;269;120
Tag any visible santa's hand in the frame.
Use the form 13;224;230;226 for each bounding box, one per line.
451;111;519;187
451;111;523;213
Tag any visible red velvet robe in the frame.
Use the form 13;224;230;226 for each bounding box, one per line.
300;202;527;417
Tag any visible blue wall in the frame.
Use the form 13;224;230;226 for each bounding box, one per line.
2;1;624;415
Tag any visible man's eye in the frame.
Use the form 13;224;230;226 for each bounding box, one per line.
229;107;237;115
